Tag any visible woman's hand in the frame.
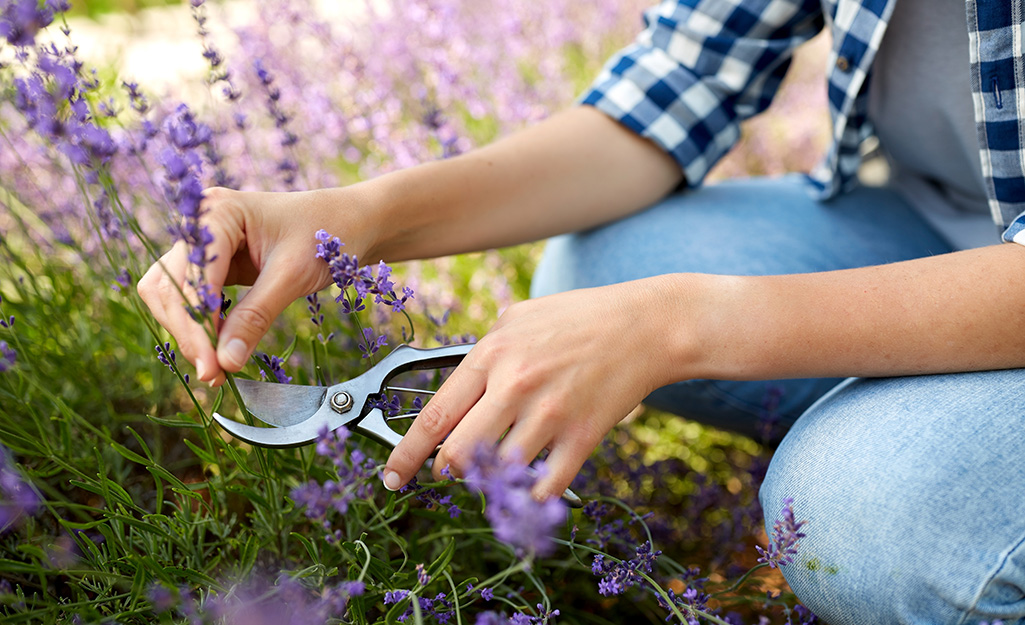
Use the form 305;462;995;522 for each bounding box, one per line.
137;186;376;386
381;275;691;501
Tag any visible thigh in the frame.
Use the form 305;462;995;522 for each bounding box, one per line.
531;175;954;438
761;371;1025;625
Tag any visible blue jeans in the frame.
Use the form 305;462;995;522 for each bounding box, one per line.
531;175;1025;624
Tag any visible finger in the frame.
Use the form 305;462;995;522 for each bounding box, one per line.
432;392;518;481
494;399;564;467
138;244;220;381
215;255;308;371
528;443;591;503
383;360;487;491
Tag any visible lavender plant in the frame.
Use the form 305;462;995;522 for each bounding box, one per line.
0;0;833;623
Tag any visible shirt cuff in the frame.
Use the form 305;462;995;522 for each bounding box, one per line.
578;43;740;187
1001;209;1025;244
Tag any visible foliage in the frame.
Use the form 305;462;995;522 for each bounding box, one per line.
0;1;831;623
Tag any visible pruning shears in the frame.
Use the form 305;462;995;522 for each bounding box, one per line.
212;343;584;507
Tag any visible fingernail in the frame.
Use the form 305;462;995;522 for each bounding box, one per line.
196;357;212;381
222;338;249;368
383;470;402;491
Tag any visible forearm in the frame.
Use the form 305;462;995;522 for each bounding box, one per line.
659;244;1025;383
353;106;682;262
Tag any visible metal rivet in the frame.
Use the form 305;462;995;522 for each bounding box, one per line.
836;56;851;72
330;391;353;413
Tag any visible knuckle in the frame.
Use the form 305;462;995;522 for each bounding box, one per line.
435;441;470;479
413;402;451;439
202;186;230;202
228;305;274;336
506;364;539;395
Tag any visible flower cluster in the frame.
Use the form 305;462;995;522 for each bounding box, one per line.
755;497;807;569
291;426;377;540
0;446;39;531
0;341;15;373
160;104;221;318
315;230;414;314
257;353;292;384
149;575;365;625
400;475;461;519
474;604;560;625
0;0;67;48
383;588;455;623
591;540;661;597
463;445;566;557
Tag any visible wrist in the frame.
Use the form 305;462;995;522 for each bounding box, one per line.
645;272;743;385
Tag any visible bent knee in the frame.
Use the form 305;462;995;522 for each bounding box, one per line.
760;374;1025;625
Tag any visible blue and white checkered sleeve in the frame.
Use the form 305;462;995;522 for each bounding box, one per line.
580;0;823;186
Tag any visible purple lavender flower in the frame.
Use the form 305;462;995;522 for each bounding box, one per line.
756;498;807;569
258;353;292;384
384;589;453;624
163;575;365;625
463;445;566;557
0;0;58;47
0;341;15;373
159;104;221;318
315;230;414;315
0;446;40;530
399;476;462;518
291;426;377;537
155;342;177;372
591;540;661;597
416;563;431;586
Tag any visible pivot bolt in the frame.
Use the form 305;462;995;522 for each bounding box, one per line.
330;391;353;414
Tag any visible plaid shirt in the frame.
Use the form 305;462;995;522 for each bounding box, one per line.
581;0;1025;244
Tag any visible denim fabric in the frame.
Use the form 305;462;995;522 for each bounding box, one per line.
531;174;953;439
761;373;1025;625
530;175;1025;622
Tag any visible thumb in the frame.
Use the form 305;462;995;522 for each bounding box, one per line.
216;265;303;371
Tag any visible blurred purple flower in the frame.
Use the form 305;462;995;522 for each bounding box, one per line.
0;446;40;530
756;497;807;569
150;575;364;624
464;445;566;557
0;341;15;373
415;562;431;586
0;0;59;47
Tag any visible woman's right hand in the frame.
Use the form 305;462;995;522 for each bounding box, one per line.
137;186;375;386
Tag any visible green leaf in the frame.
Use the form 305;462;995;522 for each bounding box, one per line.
183;439;217;465
146;414;206;429
425;538;456;581
290;532;320;563
238;534;259;575
110;440;148;465
280;334;299;361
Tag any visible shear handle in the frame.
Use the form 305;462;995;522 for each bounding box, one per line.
375;343;474;382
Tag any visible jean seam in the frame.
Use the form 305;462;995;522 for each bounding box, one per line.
957;527;1025;625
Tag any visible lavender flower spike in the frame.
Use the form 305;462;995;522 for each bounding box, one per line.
464;445;566;557
0;446;40;530
756;497;808;568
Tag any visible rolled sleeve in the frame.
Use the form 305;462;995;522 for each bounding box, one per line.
1000;208;1025;245
579;0;824;186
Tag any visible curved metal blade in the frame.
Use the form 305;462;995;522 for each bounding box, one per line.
234;378;327;427
213;411;327;448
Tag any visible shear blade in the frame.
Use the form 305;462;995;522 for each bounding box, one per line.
212;412;322;448
233;378;327;427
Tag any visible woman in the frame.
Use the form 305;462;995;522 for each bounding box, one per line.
139;1;1025;622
